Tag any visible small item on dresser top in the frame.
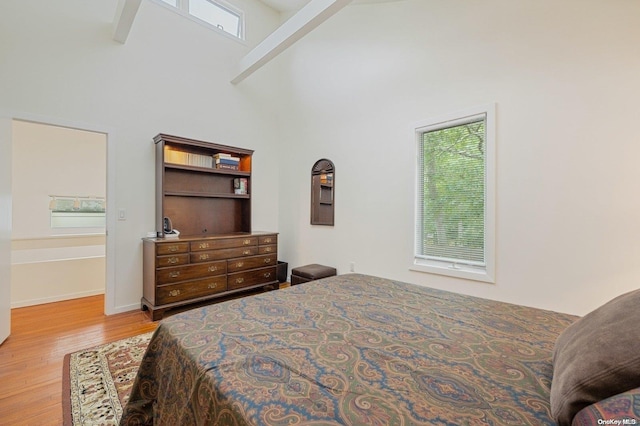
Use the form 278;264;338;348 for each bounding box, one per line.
164;229;180;238
163;217;180;238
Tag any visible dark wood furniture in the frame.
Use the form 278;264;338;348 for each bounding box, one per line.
310;159;335;226
291;263;337;285
142;233;278;320
142;134;278;320
153;133;253;237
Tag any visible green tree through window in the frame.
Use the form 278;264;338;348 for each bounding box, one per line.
420;118;486;265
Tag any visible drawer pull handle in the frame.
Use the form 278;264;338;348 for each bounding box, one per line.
169;271;180;278
264;258;271;264
236;262;244;268
168;257;179;264
169;245;180;252
243;239;251;245
264;272;271;278
264;238;272;243
264;247;272;253
199;243;209;249
236;278;244;284
208;283;218;289
243;250;251;255
169;289;181;297
208;265;218;272
199;254;209;260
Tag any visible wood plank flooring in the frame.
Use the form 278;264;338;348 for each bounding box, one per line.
0;296;157;425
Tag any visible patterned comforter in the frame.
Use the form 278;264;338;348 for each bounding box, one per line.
121;273;577;425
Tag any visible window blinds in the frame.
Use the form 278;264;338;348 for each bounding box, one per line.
416;114;486;267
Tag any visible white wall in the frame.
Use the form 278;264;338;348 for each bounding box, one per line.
276;0;640;316
2;0;639;317
12;121;106;239
11;243;105;308
0;0;282;313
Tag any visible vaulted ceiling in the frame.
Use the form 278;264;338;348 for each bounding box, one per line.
259;0;313;12
113;0;407;83
259;0;404;13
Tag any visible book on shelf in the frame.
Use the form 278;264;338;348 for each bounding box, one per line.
214;153;240;170
164;146;212;168
234;178;248;195
214;153;240;162
216;163;239;171
215;158;240;166
320;173;333;185
164;147;186;165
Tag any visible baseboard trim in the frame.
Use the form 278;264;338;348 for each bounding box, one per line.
110;303;143;315
11;289;104;309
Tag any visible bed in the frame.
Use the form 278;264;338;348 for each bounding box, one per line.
120;274;640;425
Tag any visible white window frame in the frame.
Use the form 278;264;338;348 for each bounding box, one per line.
411;103;496;283
154;0;245;42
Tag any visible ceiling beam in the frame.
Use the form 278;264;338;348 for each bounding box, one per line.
231;0;353;84
113;0;142;44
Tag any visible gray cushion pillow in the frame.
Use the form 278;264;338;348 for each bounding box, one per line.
551;288;640;425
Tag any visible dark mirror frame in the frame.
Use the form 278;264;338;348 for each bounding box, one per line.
310;159;335;226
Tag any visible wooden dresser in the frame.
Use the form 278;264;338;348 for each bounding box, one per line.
142;134;278;320
142;232;277;320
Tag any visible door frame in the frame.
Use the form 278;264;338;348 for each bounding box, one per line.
0;117;12;344
4;112;117;316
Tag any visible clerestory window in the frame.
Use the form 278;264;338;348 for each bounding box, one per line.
158;0;244;40
412;104;496;283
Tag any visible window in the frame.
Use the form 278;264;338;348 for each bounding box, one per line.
413;104;495;283
158;0;244;40
49;196;106;229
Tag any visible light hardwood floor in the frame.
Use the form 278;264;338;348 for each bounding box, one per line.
0;295;157;425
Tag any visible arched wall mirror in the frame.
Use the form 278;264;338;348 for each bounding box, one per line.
311;159;335;226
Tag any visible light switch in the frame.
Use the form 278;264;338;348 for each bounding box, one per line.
118;209;126;221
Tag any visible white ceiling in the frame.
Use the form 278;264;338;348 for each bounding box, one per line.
259;0;404;13
259;0;311;12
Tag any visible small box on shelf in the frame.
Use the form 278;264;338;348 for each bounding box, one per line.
234;178;248;195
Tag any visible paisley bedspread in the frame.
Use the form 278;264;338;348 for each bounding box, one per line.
121;273;577;425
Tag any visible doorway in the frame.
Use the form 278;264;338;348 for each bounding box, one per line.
10;120;107;308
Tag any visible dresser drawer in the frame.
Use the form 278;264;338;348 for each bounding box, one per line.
227;255;276;273
191;247;258;263
156;254;189;268
258;245;277;255
143;232;278;321
156;261;227;285
258;235;277;245
156;276;227;305
228;266;277;290
190;237;258;252
156;242;189;255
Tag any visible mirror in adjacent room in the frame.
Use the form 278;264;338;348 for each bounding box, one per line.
310;159;335;226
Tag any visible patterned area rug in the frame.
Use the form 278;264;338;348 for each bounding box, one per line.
62;332;154;426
